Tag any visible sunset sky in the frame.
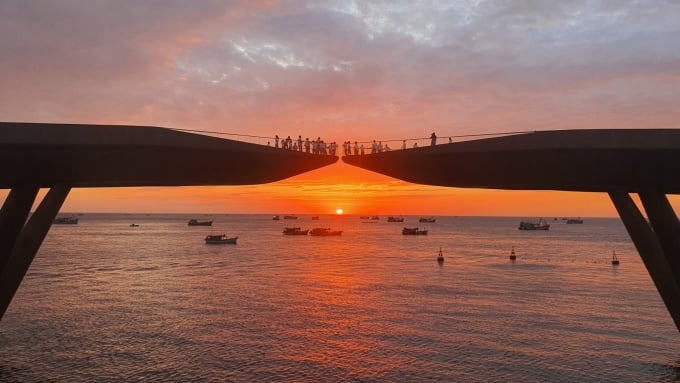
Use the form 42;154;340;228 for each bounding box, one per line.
1;1;679;216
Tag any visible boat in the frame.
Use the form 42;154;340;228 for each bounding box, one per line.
311;216;320;220
518;218;550;230
387;216;404;222
611;250;620;265
129;223;139;227
371;216;380;220
53;216;78;224
283;227;309;235
205;234;238;244
359;216;370;219
566;218;584;224
419;217;436;223
437;247;444;263
272;215;280;220
510;246;516;260
188;219;212;226
309;227;342;236
402;227;428;235
283;215;298;220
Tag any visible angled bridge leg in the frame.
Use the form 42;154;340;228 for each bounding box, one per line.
0;185;71;320
609;191;680;332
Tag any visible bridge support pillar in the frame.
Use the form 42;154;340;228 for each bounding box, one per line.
0;186;39;272
609;191;680;332
0;185;71;320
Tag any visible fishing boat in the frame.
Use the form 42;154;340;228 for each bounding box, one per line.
311;216;320;220
402;227;428;235
371;216;380;220
205;234;238;244
510;246;516;260
387;216;404;222
272;215;280;220
419;217;436;223
309;227;342;236
283;227;309;235
283;215;298;220
566;218;584;224
611;250;620;265
188;219;212;226
437;247;444;263
129;223;139;227
53;216;78;224
359;216;370;219
518;218;550;231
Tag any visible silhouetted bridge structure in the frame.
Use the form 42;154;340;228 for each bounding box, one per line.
0;122;337;319
4;124;680;335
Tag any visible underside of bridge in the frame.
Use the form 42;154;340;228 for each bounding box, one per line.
344;129;680;332
0;122;337;319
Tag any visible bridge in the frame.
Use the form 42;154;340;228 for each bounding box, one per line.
4;124;680;335
343;129;680;332
0;122;337;319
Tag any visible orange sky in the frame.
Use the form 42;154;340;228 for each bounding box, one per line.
1;2;679;216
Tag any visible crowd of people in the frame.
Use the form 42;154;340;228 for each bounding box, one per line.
268;132;444;156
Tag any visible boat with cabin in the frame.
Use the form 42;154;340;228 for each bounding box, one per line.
53;216;79;224
419;217;436;223
283;215;298;220
309;227;342;236
387;216;404;222
205;234;238;244
188;219;212;226
272;215;280;220
402;227;428;235
518;218;550;231
566;218;584;224
283;227;309;235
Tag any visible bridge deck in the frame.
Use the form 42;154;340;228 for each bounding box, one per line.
0;122;337;188
342;129;680;193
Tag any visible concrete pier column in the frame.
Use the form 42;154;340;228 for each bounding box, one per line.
0;185;71;320
0;186;40;272
609;191;680;332
639;191;680;283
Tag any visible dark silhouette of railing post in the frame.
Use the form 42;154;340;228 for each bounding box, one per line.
0;185;71;319
609;191;680;332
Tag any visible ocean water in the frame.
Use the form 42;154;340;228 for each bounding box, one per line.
1;214;680;382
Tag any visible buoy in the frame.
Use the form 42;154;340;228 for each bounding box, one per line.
611;250;620;265
437;247;444;263
510;246;516;260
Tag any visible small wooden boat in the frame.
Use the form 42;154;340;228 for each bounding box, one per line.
272;215;280;220
309;227;342;236
205;234;238;244
518;218;550;230
419;217;436;223
283;227;309;235
611;250;620;265
129;223;139;227
188;219;212;226
53;216;79;224
387;216;404;222
402;227;428;235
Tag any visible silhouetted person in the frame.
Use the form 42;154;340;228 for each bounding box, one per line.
402;140;406;150
275;135;280;148
430;132;437;146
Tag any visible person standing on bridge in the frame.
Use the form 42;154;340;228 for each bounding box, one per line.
298;136;303;152
305;138;310;153
402;140;407;150
353;141;359;155
275;135;280;148
430;132;437;146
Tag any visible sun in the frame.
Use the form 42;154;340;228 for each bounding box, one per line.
336;208;343;215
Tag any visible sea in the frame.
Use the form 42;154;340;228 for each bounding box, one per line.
1;214;680;382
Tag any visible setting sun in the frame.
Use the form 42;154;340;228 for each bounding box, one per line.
336;208;343;215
